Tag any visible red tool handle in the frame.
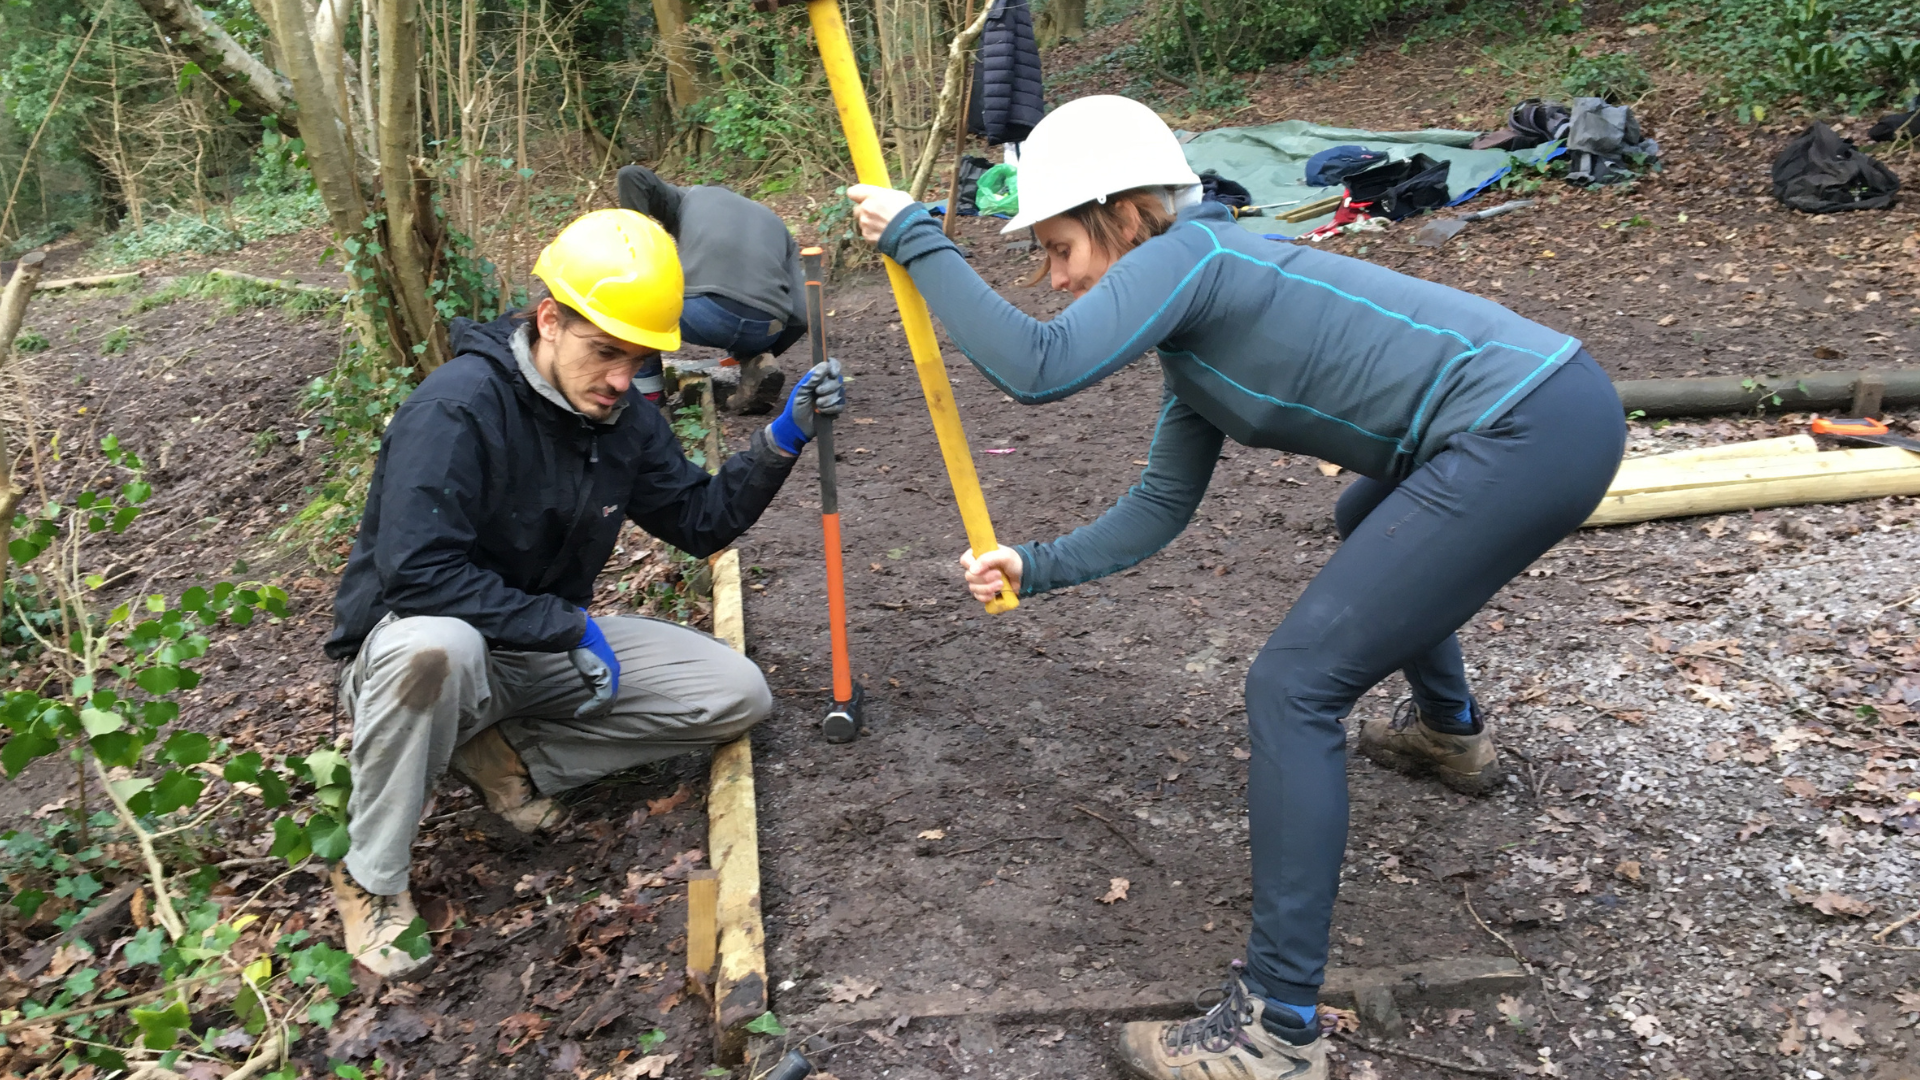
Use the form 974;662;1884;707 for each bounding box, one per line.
821;512;853;704
1811;417;1889;437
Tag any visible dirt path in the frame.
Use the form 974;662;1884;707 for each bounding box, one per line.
726;204;1920;1077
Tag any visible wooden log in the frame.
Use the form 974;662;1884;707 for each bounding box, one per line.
686;869;719;977
1615;369;1920;418
208;267;343;297
1586;446;1920;526
1279;195;1345;223
37;271;141;291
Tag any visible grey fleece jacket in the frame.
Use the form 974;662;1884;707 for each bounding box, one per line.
619;166;807;329
876;200;1583;595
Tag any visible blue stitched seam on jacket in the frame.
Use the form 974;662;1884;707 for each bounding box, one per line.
1470;338;1578;430
1160;349;1398;445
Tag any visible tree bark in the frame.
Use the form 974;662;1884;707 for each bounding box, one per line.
0;252;47;596
129;0;295;126
267;0;367;238
377;0;449;370
651;0;704;132
907;1;990;201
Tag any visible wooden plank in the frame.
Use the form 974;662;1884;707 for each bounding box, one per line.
793;958;1528;1029
686;869;719;977
1587;459;1920;526
1601;446;1919;498
1612;435;1816;476
37;271;141;290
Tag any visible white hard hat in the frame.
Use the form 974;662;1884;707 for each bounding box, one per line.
1001;95;1202;234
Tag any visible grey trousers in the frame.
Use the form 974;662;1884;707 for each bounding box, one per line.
340;613;771;895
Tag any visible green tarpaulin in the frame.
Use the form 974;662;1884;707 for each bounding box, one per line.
1178;121;1562;237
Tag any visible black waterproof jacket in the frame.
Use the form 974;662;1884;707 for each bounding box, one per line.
325;314;795;659
967;0;1043;145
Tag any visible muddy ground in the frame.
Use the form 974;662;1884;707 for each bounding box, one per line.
3;12;1919;1079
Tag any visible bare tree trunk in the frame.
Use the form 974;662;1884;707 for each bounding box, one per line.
267;0;367;238
129;0;294;124
377;0;449;370
907;1;989;201
650;0;705;153
0;252;47;596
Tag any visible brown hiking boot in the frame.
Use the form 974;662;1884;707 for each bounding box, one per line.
330;863;430;979
1114;965;1325;1080
1359;699;1503;795
449;726;569;834
726;353;785;415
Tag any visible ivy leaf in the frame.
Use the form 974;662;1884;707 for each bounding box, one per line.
269;816;311;865
256;767;290;808
393;916;430;959
176;60;202;94
224;751;263;783
125;927;167;967
149;770;205;815
287;942;355;997
12;888;47;919
745;1011;787;1036
305;813;350;861
158;731;211;766
304;748;349;790
131;999;191;1049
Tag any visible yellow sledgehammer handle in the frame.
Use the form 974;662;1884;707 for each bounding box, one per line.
804;0;1018;614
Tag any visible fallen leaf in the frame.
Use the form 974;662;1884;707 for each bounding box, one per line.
1778;1022;1804;1055
1657;314;1678;326
1166;748;1191;763
1789;886;1874;917
916;829;946;840
1815;1008;1865;1048
646;784;693;816
622;1052;677;1078
1496;994;1537;1030
1443;1008;1475;1028
1782;777;1821;799
1316;461;1341;476
1351;1061;1380;1080
1629;1013;1661;1040
1705;740;1731;762
1687;683;1735;710
1894;987;1920;1017
1614;860;1642;882
659;848;706;881
1818;823;1852;851
1817;959;1844;983
1100;877;1130;904
1545;715;1580;734
1738;815;1772;841
1230;746;1251;760
828;979;880;1003
496;1011;551;1056
1317;1005;1360;1034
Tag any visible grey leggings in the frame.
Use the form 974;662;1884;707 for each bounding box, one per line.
1242;351;1624;1006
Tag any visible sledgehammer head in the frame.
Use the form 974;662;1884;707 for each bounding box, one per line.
823;682;866;744
765;1049;814;1080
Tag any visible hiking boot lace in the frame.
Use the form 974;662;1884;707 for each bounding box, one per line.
1163;967;1258;1056
1388;698;1422;732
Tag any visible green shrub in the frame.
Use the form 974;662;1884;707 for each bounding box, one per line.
1633;0;1920;112
90;132;327;267
12;329;49;353
1562;48;1654;101
127;272;338;318
1146;0;1447;74
100;326;136;355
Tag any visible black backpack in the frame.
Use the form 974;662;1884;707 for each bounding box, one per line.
1344;154;1452;221
1771;122;1900;213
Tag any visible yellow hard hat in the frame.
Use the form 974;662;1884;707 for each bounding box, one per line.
532;209;683;351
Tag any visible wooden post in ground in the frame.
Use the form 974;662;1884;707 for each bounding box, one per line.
0;250;47;594
1852;371;1886;418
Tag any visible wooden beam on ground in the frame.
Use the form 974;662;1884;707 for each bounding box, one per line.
208;267;343;298
793;957;1528;1029
1614;368;1920;418
697;377;769;1064
686;869;719;977
1586;444;1920;526
37;271;141;291
1611;435;1816;476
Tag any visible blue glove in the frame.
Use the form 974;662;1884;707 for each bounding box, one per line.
767;358;847;455
568;612;621;720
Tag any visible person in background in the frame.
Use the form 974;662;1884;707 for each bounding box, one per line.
848;95;1624;1080
617;164;808;414
324;209;843;977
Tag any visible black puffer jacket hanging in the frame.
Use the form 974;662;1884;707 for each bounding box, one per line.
966;0;1044;145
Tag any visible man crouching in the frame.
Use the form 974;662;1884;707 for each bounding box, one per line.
321;209;841;976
